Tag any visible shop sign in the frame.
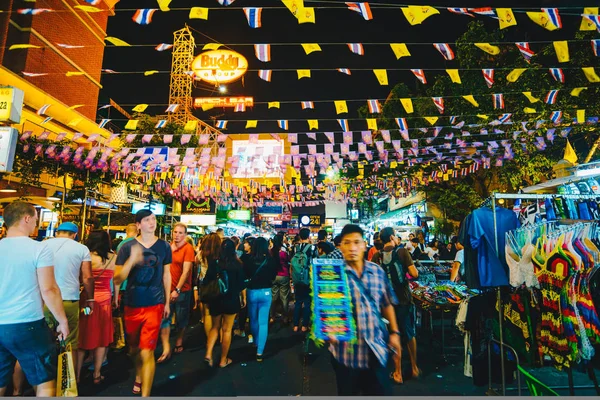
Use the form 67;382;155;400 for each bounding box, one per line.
0;127;18;173
227;209;251;221
287;228;299;235
191;50;248;84
299;214;323;227
194;97;253;108
181;198;216;215
0;87;24;124
256;204;283;215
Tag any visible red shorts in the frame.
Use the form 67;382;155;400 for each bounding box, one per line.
124;304;165;350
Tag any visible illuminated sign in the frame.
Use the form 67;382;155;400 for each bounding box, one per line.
181;198;216;215
191;50;248;84
193;97;254;108
231;140;284;178
0;127;18;173
227;210;251;221
300;214;323;227
0;87;24;123
180;214;217;226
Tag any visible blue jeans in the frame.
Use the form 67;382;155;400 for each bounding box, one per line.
247;288;272;355
293;284;311;328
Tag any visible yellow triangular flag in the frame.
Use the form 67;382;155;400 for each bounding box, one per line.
189;7;208;20
297;69;311;79
564;139;578;164
400;98;414;113
424;116;438;125
74;5;102;12
201;104;214;111
105;37;131;46
373;69;388;85
157;0;171;12
446;69;461;84
582;67;600;83
246;120;258;129
401;6;439;25
124;120;139;130
132;104;148;112
580;8;599;30
477;114;489;120
506;68;526;83
527;11;560;31
523;107;537;114
68;104;85;110
553;41;569;63
9;44;41;50
68;118;82;127
390;161;397;169
474;43;500;55
366;118;377;130
334;101;348;114
144;70;159;76
298;7;315;24
577;109;586;124
308;119;319;130
390;43;411;59
571;87;588;97
522;92;540;103
184;120;198;131
497;8;517;29
66;71;85;77
301;43;321;55
203;43;222;50
268;102;280;109
462;95;479;107
281;0;305;19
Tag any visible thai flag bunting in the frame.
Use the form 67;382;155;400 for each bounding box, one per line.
165;104;179;113
18;8;53;15
545;90;559;104
86;0;101;4
338;119;349;131
132;9;157;25
550;111;562;124
217;0;235;5
41;117;52;124
432;97;444;114
254;44;271;62
515;42;534;63
367;99;381;114
234;103;246;112
23;72;48;77
447;8;474;17
395;118;408;131
411;69;427;84
582;15;600;32
461;168;468;176
452;170;458;178
445;133;454;140
258;69;272;81
277;120;288;130
498;113;512;123
449;116;457;124
482;69;494;87
155;120;167;129
543;8;562;29
243;8;262;28
549;68;565;83
98;119;110;128
433;43;455;60
301;101;314;109
454;121;465;129
592;40;599;56
57;43;85;49
346;2;373;20
493;94;504;109
155;43;173;51
347;43;365;56
469;7;498;19
337;68;351;75
37;104;51;115
216;120;228;129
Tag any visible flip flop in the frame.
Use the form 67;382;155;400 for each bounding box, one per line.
93;375;105;385
173;345;184;354
390;372;404;385
204;357;213;367
219;358;233;368
132;381;142;395
411;368;423;379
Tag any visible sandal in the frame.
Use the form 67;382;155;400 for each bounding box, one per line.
204;357;213;367
157;352;171;364
132;381;142;395
173;345;184;354
93;375;105;385
390;372;404;385
219;358;233;368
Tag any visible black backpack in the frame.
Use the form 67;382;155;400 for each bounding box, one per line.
381;248;412;305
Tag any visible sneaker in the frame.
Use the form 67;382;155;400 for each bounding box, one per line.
247;335;254;344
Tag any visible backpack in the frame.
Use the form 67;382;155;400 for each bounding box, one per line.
291;243;312;286
381;248;412;305
199;261;229;302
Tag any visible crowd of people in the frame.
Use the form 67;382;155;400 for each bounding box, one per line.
0;200;431;397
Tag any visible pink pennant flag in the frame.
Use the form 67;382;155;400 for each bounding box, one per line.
306;132;317;140
325;132;335;143
142;134;153;144
217;134;227;142
343;131;353;144
341;144;350;153
288;133;298;143
181;134;192;144
308;144;317;155
199;134;210;145
325;144;334;154
380;129;391;143
361;131;373;144
163;135;173;144
55;132;67;141
72;132;84;141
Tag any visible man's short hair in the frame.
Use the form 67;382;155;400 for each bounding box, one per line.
3;201;36;228
333;235;342;247
410;237;420;244
174;222;187;233
126;223;138;235
317;229;327;241
340;224;364;240
299;228;310;240
135;209;153;223
379;227;395;244
216;228;224;233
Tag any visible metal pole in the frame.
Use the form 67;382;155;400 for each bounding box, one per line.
107;207;111;233
491;193;506;396
80;171;89;243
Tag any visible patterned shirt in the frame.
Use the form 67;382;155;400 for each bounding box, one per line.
329;260;398;369
329;248;344;259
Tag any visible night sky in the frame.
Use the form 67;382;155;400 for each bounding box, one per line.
99;0;597;138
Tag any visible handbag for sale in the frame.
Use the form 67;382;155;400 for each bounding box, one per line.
199;261;229;302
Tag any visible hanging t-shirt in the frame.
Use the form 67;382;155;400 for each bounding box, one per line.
468;207;520;287
116;238;172;308
458;214;481;289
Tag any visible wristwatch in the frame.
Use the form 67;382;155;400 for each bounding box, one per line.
175;288;181;294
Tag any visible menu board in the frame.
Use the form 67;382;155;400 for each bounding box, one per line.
311;259;356;343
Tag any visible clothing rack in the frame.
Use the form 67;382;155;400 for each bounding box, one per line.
487;192;600;396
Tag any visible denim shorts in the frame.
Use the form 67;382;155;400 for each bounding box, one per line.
160;291;192;330
395;304;416;341
0;319;57;387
